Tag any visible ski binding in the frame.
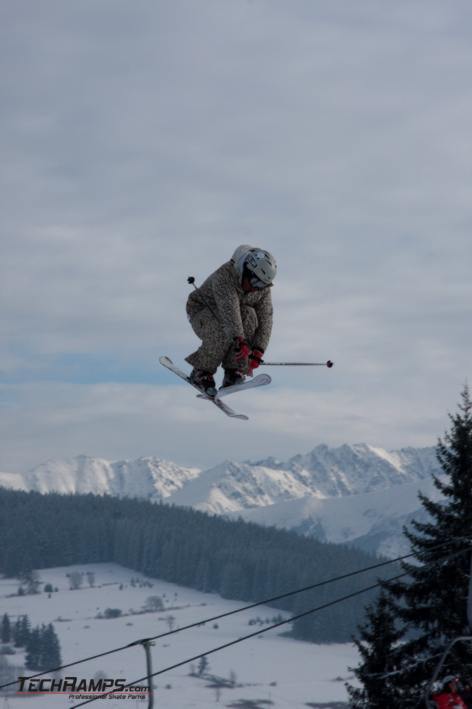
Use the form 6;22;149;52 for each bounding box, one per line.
159;356;250;420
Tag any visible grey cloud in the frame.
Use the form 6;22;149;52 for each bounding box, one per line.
1;0;471;468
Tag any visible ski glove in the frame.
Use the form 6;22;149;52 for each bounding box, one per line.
248;349;264;375
234;336;251;362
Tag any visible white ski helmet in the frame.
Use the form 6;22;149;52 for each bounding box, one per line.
231;245;277;288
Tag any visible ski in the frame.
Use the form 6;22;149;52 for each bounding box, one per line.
214;373;271;399
159;356;248;421
197;373;271;400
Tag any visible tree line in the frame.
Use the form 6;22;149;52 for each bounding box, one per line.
0;479;392;644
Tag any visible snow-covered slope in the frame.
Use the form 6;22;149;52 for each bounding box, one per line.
231;474;444;558
22;455;200;500
251;443;438;497
0;563;359;708
170;444;440;515
168;459;325;514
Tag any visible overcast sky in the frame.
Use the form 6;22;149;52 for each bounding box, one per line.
1;0;471;472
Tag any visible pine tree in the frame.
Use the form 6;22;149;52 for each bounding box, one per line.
220;562;245;599
346;591;405;707
1;614;11;644
25;627;41;671
39;624;61;670
13;615;31;647
19;615;31;646
13;618;22;647
386;386;472;702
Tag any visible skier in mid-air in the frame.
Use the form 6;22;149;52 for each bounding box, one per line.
185;245;277;395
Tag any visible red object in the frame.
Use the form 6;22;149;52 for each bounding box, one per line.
432;691;467;708
248;349;264;375
234;337;251;361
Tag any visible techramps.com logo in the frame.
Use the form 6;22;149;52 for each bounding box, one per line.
16;676;149;700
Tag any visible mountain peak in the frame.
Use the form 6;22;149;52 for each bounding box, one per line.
0;444;441;558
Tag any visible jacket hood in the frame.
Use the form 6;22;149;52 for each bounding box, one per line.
231;244;256;282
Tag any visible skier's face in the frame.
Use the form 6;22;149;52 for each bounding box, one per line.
242;275;257;293
242;270;271;293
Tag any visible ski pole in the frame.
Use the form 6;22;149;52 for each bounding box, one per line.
261;360;334;368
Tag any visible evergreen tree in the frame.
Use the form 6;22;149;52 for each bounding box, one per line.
346;591;404;707
195;556;211;592
1;613;11;644
385;387;472;703
25;627;41;671
220;561;245;600
39;624;61;670
13;615;31;647
19;615;31;646
13;618;23;647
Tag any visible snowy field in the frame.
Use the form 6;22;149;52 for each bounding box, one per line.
0;563;359;708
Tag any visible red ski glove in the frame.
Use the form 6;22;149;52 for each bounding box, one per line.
234;336;251;362
248;349;264;375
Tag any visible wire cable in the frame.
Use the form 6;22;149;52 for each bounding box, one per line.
70;572;407;708
66;543;472;707
1;536;468;692
70;543;472;707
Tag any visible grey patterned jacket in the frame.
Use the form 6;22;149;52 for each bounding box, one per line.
186;245;274;352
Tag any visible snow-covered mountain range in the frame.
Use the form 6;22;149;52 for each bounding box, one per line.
0;444;442;557
0;455;199;499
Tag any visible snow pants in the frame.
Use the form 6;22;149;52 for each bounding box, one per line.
185;306;258;374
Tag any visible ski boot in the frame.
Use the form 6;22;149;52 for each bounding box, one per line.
189;369;217;397
221;369;245;389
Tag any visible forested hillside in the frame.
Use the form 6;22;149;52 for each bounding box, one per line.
0;488;395;643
